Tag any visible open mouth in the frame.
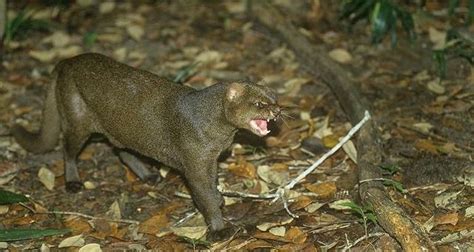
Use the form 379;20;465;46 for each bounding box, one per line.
250;119;271;136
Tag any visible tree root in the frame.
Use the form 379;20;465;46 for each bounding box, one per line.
249;1;436;250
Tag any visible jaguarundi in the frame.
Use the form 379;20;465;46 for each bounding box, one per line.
12;53;281;238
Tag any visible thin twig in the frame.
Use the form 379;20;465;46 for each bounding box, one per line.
217;112;370;219
341;232;386;252
359;178;387;184
285;111;371;190
173;210;199;227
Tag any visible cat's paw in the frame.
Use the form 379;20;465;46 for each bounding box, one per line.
66;181;83;193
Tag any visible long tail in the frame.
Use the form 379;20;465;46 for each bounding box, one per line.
12;72;61;154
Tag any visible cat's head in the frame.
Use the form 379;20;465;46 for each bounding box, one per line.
224;82;281;136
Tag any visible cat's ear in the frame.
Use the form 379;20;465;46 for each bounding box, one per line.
227;82;245;101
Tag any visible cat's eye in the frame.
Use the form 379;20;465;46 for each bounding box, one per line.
255;101;266;108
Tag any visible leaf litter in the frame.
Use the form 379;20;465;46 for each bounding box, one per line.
0;1;473;251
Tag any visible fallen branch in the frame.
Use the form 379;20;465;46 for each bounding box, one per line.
249;1;436;250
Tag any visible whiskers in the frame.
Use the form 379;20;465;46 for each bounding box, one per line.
274;105;295;127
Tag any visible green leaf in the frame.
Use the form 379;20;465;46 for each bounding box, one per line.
397;8;416;42
433;49;447;79
383;179;407;193
370;0;397;44
0;189;28;205
173;62;200;84
0;228;70;242
340;0;376;24
4;9;50;43
339;201;364;216
448;0;460;16
468;0;474;24
180;236;211;247
365;212;378;225
379;163;400;175
83;32;98;47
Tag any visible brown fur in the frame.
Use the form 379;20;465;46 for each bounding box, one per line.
12;53;280;235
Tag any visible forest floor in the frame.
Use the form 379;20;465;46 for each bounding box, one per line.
0;1;472;251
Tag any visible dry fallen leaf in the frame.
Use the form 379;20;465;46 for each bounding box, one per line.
257;165;288;186
414;139;438;154
342;139;357;164
427;79;445;94
434;191;462;210
79;146;95;160
328;48;352;64
413;122;434;134
329;199;352;210
42;31;71;47
56;45;82;58
228;158;256;179
269;226;286;237
106;200;121;220
304;181;337;198
322;134;338;148
465;206;474;218
285;227;307;244
38;167;55;191
256;217;294;231
58;234;85;248
195;50;227;69
159;166;170;178
434;212;459;226
113;47;128;62
283;78;310;96
78;243;102;252
139;214;169;234
83;181;97;190
29;50;56;63
0;161;19;185
305;202;324;213
127;24;145;41
97;33;123;43
170;226;207;240
99;1;115;14
290;196;313;211
64;216;92;234
429;27;447;49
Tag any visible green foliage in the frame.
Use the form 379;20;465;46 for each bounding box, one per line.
433;29;474;78
377;163;407;193
3;9;50;44
180;236;211;249
0;189;28;204
174;62;200;84
339;201;377;234
0;228;70;242
340;0;415;46
340;201;377;225
383;178;407;193
378;163;400;176
83;31;98;48
0;190;70;242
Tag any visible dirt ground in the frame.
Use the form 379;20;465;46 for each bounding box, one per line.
0;1;473;250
